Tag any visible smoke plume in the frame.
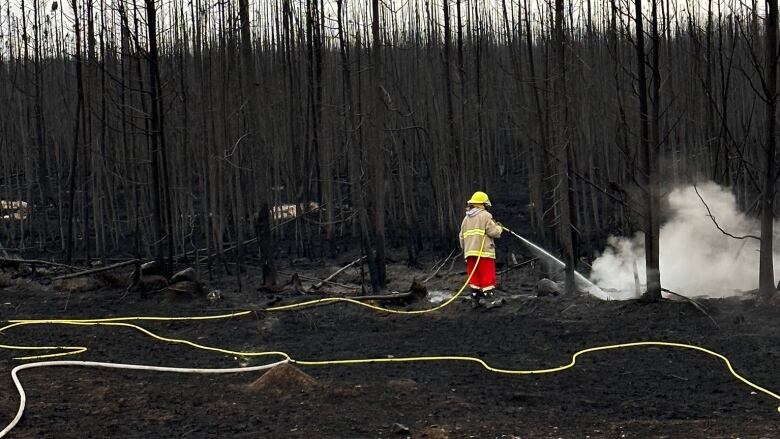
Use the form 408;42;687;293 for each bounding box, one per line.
589;182;780;298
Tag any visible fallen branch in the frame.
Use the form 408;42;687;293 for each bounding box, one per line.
497;257;538;276
427;249;455;273
196;238;257;264
277;270;360;290
189;200;337;263
423;249;457;283
662;287;720;329
0;258;80;271
53;259;139;281
312;256;365;290
445;252;460;274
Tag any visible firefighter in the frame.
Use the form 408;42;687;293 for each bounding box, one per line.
459;191;503;308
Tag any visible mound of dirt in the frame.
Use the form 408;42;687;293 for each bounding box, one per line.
413;425;450;439
386;378;418;392
245;363;318;397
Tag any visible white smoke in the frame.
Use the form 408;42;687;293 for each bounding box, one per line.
590;182;780;298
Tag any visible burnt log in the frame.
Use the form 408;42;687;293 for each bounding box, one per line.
536;278;562;297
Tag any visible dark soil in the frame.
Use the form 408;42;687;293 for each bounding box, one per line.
1;261;779;439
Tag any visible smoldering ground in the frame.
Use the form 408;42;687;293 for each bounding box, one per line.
590;182;780;298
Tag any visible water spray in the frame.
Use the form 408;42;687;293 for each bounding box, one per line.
501;226;614;300
2;239;780;438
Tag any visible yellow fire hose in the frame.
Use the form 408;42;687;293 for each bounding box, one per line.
0;229;490;358
0;231;778;438
0;234;487;361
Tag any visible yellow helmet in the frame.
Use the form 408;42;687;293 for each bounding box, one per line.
467;191;491;206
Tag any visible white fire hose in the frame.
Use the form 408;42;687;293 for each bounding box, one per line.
0;359;289;438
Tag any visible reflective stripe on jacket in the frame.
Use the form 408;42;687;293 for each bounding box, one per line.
459;208;502;259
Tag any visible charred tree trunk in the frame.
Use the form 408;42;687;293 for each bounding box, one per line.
336;0;379;294
143;0;168;272
760;0;778;297
642;0;663;301
523;0;548;242
552;0;577;294
443;0;464;200
239;0;276;285
370;0;386;291
65;0;86;264
32;0;50;231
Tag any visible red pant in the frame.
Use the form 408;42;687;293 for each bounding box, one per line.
466;256;496;291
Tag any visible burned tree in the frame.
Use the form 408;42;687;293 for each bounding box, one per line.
370;0;387;291
0;0;776;302
336;0;380;293
635;0;663;301
143;0;173;274
551;0;577;294
65;0;86;264
238;0;277;286
759;0;778;297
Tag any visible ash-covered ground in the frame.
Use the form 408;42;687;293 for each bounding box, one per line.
1;257;779;439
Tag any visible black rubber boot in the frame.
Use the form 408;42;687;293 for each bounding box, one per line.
470;289;484;309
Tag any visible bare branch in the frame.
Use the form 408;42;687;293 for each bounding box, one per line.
693;184;760;241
